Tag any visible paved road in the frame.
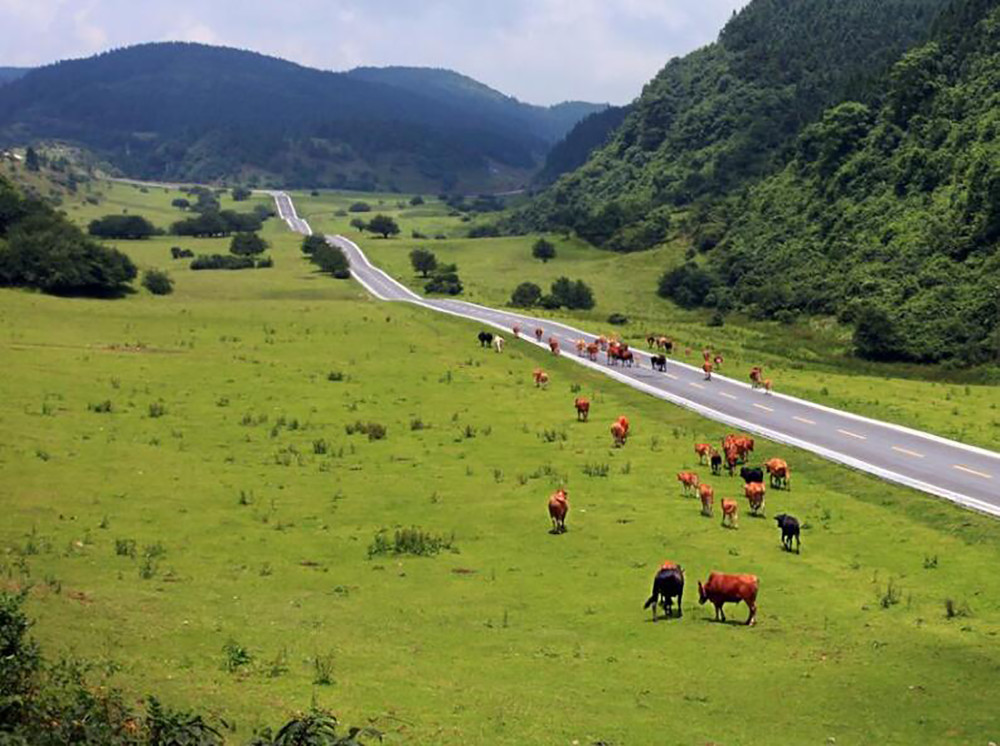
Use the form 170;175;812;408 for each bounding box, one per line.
276;193;999;517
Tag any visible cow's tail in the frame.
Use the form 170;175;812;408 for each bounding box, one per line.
643;587;660;609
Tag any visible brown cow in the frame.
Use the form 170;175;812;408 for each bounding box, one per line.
677;471;700;495
694;443;712;464
534;327;544;342
548;488;569;533
597;335;609;352
763;379;773;395
750;367;763;390
698;572;759;625
764;458;790;490
616;415;630;437
574;397;590;422
512;324;521;338
548;337;560;355
533;368;549;388
586;342;600;361
657;337;673;353
698;483;715;516
721;498;739;528
575;339;587;356
703;361;713;381
646;334;657;349
714;354;724;369
611;422;627;448
744;482;766;516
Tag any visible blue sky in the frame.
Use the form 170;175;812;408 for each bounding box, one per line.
0;0;750;104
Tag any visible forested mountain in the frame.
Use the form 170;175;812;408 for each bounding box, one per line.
0;44;599;192
0;68;30;87
701;0;1000;364
345;67;606;144
533;105;631;186
513;0;951;251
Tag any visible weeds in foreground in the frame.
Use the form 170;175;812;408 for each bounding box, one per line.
367;527;455;558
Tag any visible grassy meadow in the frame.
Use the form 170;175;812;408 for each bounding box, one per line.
2;180;1000;744
291;195;1000;451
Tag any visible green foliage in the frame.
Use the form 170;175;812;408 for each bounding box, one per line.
349;218;367;233
0;590;41;725
657;263;718;309
222;639;252;673
88;214;158;239
607;313;629;326
24;146;40;172
367;527;455;558
311;244;351;279
366;214;399;239
547;276;595;310
532;238;556;262
171;209;263;238
231;186;252;201
348;202;371;213
301;235;327;255
510;281;542;308
230;231;269;256
409;247;437;277
171;197;190;210
409;195;425;206
141;269;173;295
424;263;463;295
190;254;255;270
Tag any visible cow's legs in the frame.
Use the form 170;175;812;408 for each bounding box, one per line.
746;601;757;626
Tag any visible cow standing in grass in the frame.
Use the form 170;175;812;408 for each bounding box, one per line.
744;482;766;516
574;397;590;422
698;572;759;625
533;368;549;388
765;458;790;490
677;471;699;496
694;443;712;464
698;483;715;516
477;331;493;348
493;335;505;353
548;489;569;533
711;450;723;476
775;514;801;553
721;499;739;528
644;563;685;620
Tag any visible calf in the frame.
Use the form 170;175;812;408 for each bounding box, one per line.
775;514;800;553
677;471;700;495
744;482;766;516
477;331;493;348
721;498;738;529
698;572;759;625
698;483;715;516
694;443;712;464
533;368;549;388
650;354;667;372
740;466;764;485
643;564;685;620
574;397;590;422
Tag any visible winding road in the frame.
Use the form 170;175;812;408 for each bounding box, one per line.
272;192;1000;517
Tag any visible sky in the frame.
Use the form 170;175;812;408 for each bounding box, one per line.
0;0;750;105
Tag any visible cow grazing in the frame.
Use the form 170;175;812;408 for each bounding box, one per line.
698;483;715;516
644;564;685;620
724;447;740;477
677;471;699;495
548;488;569;533
694;443;712;464
710;451;723;476
574;397;590;422
651;354;667;372
740;466;764;485
764;458;790;490
534;327;544;341
721;498;739;528
698;572;759;625
775;514;801;553
744;482;766;516
616;415;630;437
533;368;549;388
611;422;627;448
477;331;494;348
493;335;505;353
703;361;713;380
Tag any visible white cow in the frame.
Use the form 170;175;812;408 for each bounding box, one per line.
493;335;505;353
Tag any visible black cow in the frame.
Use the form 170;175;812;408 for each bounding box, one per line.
711;452;723;476
650;354;667;372
643;565;685;621
775;514;800;553
740;466;764;484
477;331;494;348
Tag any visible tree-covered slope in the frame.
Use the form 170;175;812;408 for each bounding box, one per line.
533;105;631;186
703;0;1000;364
514;0;950;250
0;68;30;87
0;44;600;192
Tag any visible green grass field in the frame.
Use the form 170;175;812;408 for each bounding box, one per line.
2;180;1000;744
295;197;1000;452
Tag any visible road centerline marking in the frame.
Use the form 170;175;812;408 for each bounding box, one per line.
838;428;867;440
753;403;774;412
954;465;993;480
719;392;738;400
689;382;705;390
665;373;679;380
794;416;816;425
892;446;925;459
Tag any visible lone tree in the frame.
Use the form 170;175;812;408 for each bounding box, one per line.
25;147;40;172
230;232;269;256
532;238;556;263
171;198;190;210
142;269;174;295
312;244;351;279
231;186;252;202
510;281;542;308
409;248;438;277
350;218;368;234
368;214;400;239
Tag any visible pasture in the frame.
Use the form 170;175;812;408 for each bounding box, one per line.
2;181;1000;744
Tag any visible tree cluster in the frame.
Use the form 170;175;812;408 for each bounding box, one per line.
88;214;159;239
510;277;595;310
424;263;463;295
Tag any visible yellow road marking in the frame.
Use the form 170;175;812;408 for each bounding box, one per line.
794;416;816;425
838;429;867;440
953;465;993;480
754;403;774;412
892;446;925;459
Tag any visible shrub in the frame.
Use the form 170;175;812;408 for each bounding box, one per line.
230;232;268;256
313;651;335;686
468;224;500;238
348;202;372;213
409;195;425;206
367;527;455;558
231;186;252;201
222;639;253;672
142;269;173;295
658;262;718;309
114;538;137;557
311;244;350;278
327;370;345;381
548;277;595;310
148;401;167;418
88;214;158;239
344;421;387;440
88;400;113;413
607;313;628;325
510;281;542;308
171;198;190;210
190;254;255;270
349;217;367;233
256;256;274;269
170;246;194;259
301;235;327;255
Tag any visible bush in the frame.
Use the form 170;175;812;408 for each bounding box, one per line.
348;202;372;213
142;269;173;295
169;246;194;259
409;195;425;206
367;527;455;558
349;217;367;233
854;305;903;361
88;214;158;239
222;639;252;672
607;313;628;325
230;232;268;256
311;244;350;278
345;420;387;440
256;256;273;269
468;224;500;238
190;254;255;270
549;277;595;310
171;209;262;237
301;235;327;255
231;186;252;201
171;198;190;210
510;281;542;308
657;262;718;309
424;263;463;295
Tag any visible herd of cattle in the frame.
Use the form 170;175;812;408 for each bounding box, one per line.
478;323;804;627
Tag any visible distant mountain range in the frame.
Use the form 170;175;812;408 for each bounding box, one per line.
0;44;606;192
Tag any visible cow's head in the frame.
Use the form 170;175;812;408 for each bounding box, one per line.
697;581;707;604
775;514;787;526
